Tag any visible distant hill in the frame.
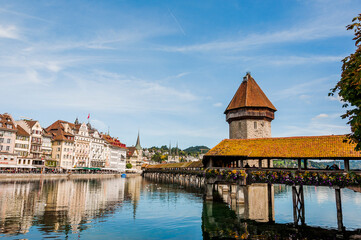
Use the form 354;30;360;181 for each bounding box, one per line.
183;146;210;154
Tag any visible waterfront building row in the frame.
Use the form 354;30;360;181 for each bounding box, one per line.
0;113;128;172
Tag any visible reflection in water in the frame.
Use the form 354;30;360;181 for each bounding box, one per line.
0;177;128;237
1;177;361;239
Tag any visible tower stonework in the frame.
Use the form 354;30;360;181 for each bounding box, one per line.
225;73;276;139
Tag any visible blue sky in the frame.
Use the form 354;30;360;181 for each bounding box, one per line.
0;0;360;148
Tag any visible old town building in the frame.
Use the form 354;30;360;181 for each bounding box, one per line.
14;124;32;168
127;133;143;171
46;120;75;169
16;120;46;168
0;113;18;168
73;121;91;168
102;134;127;172
87;123;106;168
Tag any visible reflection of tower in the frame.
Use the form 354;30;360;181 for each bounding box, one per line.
125;176;141;219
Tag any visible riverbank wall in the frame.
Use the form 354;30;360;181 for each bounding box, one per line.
0;173;141;181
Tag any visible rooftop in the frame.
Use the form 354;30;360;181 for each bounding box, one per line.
205;135;361;159
225;73;277;113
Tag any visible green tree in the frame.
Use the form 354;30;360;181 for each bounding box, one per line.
126;163;132;169
330;14;361;150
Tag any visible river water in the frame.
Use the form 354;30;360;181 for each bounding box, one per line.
0;176;360;239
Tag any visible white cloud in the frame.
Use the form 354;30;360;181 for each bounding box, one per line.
0;25;19;39
160;22;348;53
272;76;335;101
3;70;199;115
213;102;222;107
313;113;329;120
328;95;343;102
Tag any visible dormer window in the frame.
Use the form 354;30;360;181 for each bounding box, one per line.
254;122;257;129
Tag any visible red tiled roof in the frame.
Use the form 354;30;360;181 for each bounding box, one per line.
127;147;136;157
24;120;38;128
46;120;74;142
16;125;30;136
102;134;127;149
0;113;17;132
225;74;276;113
205;135;361;159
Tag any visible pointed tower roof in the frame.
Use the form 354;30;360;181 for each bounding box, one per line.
135;132;142;150
225;73;276;113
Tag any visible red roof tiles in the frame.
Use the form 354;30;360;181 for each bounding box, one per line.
225;74;276;113
205;135;361;159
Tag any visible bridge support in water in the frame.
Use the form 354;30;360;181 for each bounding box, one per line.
292;185;305;226
143;168;348;232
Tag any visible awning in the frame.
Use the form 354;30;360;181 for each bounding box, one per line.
18;165;36;169
0;164;18;168
77;167;101;170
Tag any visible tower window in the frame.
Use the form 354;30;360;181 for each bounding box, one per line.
254;122;257;129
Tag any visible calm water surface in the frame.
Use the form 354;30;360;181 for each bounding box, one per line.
0;176;360;239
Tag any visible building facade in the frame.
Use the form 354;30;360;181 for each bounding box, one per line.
127;133;143;171
46;120;75;169
0;113;17;168
73;122;91;168
102;134;127;172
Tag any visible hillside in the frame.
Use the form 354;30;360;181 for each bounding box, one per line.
183;146;210;154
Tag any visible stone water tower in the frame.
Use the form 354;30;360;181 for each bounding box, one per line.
225;73;277;139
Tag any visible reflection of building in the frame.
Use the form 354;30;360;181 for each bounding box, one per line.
0;177;129;236
127;133;143;171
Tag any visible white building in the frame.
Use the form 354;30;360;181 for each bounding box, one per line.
88;124;106;168
102;134;127;172
73;121;91;168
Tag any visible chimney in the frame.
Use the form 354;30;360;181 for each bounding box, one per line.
243;72;251;82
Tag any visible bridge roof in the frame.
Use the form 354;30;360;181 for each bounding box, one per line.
145;161;203;169
205;135;361;159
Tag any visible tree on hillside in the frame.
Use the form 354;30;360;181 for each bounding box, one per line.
330;14;361;150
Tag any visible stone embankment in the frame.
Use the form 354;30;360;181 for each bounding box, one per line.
0;173;140;181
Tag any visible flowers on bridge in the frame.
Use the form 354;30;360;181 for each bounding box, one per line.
205;169;247;181
250;170;361;187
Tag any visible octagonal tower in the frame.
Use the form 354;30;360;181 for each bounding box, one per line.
225;73;277;139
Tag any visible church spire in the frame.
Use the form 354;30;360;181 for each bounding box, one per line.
176;142;178;156
135;131;142;150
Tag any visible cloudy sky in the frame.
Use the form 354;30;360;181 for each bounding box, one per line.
1;0;360;148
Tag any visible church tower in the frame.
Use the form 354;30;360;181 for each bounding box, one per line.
225;73;276;139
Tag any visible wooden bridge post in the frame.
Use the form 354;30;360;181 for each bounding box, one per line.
335;187;344;232
344;159;350;172
297;159;302;171
268;183;274;222
292;185;305;226
205;183;213;201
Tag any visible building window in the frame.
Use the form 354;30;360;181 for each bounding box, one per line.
254;122;257;129
6;146;10;151
7;139;10;143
